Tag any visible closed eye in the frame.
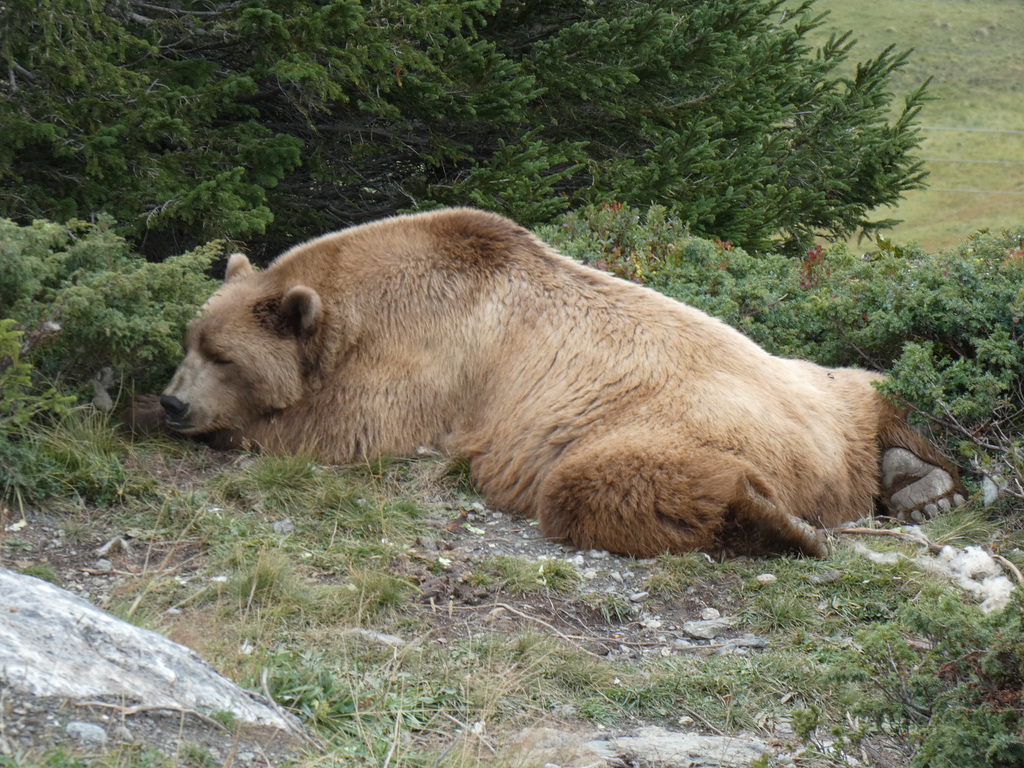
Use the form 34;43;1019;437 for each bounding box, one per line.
209;353;233;366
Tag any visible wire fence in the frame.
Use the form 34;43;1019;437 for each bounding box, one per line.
915;125;1024;197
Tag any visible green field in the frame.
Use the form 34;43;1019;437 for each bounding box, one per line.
810;0;1024;249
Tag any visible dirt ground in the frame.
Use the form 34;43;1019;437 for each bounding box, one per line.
0;447;887;766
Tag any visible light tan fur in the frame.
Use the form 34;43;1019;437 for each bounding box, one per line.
160;208;958;557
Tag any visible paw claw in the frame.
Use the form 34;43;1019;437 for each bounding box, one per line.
954;493;966;508
911;509;927;524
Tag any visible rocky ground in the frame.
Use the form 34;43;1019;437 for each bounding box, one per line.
0;448;923;767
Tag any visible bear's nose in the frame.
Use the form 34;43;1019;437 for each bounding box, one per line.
160;394;190;421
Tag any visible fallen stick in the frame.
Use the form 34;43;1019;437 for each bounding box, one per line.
836;527;944;554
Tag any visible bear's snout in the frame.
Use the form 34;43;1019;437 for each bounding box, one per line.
160;394;190;424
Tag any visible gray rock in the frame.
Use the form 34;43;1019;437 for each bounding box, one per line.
682;617;734;639
0;567;302;734
66;721;107;746
587;726;769;767
715;634;769;655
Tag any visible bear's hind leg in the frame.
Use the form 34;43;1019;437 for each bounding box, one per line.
537;447;826;558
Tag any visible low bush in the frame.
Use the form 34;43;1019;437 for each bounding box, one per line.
0;216;221;395
1;215;221;504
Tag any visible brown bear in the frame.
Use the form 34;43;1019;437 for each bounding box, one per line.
146;208;964;558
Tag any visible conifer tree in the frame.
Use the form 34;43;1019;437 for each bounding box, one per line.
0;0;926;259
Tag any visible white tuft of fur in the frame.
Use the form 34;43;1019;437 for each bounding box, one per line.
850;541;901;565
851;539;1014;613
919;545;1014;613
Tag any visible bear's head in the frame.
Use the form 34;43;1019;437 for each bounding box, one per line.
160;253;324;436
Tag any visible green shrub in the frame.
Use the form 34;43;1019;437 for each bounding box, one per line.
0;319;73;503
0;216;221;394
840;585;1024;767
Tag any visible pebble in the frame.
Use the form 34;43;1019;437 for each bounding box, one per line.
756;573;777;584
682;616;734;639
273;518;295;535
95;559;112;572
628;591;649;602
700;607;721;621
66;721;107;746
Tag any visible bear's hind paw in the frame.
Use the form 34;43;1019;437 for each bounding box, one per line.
881;448;966;524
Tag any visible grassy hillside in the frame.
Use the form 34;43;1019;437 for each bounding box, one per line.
808;0;1024;249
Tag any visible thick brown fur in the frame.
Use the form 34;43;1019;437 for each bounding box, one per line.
154;208;961;558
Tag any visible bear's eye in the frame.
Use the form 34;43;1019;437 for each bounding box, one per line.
209;353;233;366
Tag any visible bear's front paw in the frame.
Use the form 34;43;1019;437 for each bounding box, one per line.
881;447;966;523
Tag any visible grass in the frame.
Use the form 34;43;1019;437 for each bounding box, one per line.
3;411;1023;767
807;0;1024;249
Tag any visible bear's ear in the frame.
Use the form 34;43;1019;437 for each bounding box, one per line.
280;285;322;337
225;253;254;284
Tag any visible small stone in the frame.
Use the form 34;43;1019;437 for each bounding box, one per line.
470;502;485;512
589;549;609;559
809;569;843;584
582;568;598;580
570;554;585;567
112;725;134;743
629;591;649;602
610;571;623;583
700;607;721;621
96;536;132;557
756;573;777;584
683;616;734;639
95;558;113;572
66;721;107;746
273;518;295;535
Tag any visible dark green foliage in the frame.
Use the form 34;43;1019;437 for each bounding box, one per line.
1;0;926;259
0;319;72;503
0;216;217;503
842;585;1024;767
0;216;220;394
